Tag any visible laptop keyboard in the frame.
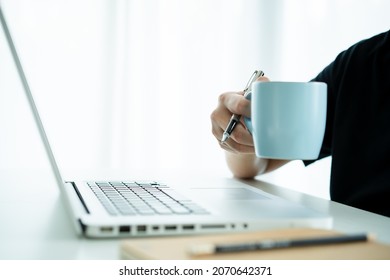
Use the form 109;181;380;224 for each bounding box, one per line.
87;181;209;216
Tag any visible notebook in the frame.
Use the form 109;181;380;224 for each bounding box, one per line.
121;228;390;260
0;5;331;238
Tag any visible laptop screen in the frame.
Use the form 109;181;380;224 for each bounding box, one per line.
0;2;113;179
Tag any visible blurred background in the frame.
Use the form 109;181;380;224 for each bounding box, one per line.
1;0;389;199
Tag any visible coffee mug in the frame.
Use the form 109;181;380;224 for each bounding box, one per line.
244;81;327;160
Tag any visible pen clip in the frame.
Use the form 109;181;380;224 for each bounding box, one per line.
243;70;264;94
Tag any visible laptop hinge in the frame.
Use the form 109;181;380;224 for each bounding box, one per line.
66;181;90;214
78;218;87;234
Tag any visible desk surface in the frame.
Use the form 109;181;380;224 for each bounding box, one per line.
1;168;390;260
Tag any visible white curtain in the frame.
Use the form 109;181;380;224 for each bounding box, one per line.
1;0;389;195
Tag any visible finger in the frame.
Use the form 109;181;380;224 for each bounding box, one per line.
228;122;254;146
211;106;235;140
211;107;253;147
221;137;255;154
213;121;254;154
218;92;251;117
256;76;270;82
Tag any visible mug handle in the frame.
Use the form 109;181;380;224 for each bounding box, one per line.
243;91;253;135
244;116;253;135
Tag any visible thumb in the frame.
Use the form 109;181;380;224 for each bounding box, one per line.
256;76;270;82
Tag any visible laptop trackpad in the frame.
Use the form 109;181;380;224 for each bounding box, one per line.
188;188;316;219
189;188;269;201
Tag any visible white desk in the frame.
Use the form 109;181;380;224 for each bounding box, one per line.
1;168;390;260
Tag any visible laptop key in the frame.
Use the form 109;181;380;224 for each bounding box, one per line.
155;208;173;214
181;202;209;213
88;181;208;216
150;204;173;214
101;204;118;215
137;208;156;215
162;190;191;201
109;182;125;186
96;182;111;187
118;207;137;215
169;205;191;214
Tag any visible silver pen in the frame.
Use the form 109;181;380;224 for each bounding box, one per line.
221;70;264;143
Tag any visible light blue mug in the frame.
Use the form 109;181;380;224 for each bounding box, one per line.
244;81;327;160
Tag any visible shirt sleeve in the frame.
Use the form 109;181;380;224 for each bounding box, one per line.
303;50;346;166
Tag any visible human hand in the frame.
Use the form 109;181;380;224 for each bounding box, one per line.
211;76;269;154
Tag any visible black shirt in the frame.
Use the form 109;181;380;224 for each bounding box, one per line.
307;30;390;217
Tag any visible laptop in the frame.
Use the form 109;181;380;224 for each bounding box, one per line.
0;5;331;238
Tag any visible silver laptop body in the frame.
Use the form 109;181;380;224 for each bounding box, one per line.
1;5;331;238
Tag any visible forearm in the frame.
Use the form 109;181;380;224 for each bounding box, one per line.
225;151;289;179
